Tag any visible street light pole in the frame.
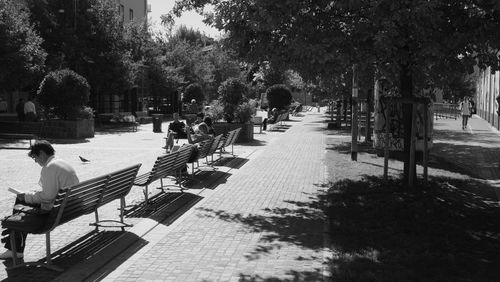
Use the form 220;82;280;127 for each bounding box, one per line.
351;64;359;161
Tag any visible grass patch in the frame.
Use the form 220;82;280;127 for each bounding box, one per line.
326;176;500;281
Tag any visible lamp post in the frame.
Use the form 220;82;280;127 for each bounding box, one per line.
351;64;359;161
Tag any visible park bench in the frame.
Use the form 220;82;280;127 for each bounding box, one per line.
219;128;241;157
135;111;152;124
133;151;180;203
134;144;195;204
96;113;139;132
3;164;141;271
0;121;44;146
171;144;195;185
251;116;263;133
190;134;224;172
267;113;287;131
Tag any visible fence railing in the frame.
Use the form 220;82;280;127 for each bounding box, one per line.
434;103;459;120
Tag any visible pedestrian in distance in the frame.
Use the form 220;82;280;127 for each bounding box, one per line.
24;97;37;122
459;97;472;130
0;140;79;259
15;98;24;122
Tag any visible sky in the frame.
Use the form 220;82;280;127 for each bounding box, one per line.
147;0;221;38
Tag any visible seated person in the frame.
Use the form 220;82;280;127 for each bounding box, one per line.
0;140;79;259
186;116;215;144
262;108;279;130
192;112;205;126
164;112;187;152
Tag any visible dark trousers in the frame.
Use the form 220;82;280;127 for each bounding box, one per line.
1;199;48;253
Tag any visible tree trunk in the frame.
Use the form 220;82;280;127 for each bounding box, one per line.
400;63;416;184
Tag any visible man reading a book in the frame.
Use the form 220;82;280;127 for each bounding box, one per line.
0;140;79;259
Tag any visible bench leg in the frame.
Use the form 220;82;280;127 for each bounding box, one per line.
7;231;63;272
144;185;149;203
10;231;18;266
94;210;100;231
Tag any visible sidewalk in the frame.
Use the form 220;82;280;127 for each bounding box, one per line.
99;112;330;281
0;111;331;281
432;114;500;198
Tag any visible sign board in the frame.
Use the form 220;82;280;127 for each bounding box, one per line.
373;79;433;151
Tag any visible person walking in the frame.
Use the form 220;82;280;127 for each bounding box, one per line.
15;98;24;122
24;97;37;122
459;97;472;130
0;140;79;259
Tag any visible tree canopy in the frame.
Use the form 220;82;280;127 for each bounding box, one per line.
171;0;500;182
171;0;500;92
0;0;46;91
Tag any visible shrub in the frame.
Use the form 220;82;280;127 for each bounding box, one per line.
205;100;225;122
266;84;293;110
77;106;95;120
218;78;248;122
37;69;90;120
183;83;204;104
235;100;256;123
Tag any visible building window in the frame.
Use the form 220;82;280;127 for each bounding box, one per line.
129;9;134;21
119;5;124;22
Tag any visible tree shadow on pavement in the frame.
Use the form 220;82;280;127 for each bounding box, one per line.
327;139;496;179
431;142;500;179
326;175;500;281
241;139;267;146
2;230;146;282
212;157;249;169
434;128;500;146
196;186;330;281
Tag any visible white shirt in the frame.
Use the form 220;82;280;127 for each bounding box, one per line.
460;101;471;116
24;100;36;114
24;156;79;210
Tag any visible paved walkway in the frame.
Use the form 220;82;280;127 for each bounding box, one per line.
432;114;500;199
0;111;331;281
1;110;499;281
100;112;329;281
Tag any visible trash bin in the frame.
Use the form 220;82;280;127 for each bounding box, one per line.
152;114;163;132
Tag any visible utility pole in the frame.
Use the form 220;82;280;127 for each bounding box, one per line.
351;64;359;161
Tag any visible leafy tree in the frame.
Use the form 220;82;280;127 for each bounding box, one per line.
26;0;136;113
204;44;242;100
171;24;214;46
37;69;90;120
184;83;204;104
171;0;500;183
266;84;292;110
218;77;247;122
0;0;46;91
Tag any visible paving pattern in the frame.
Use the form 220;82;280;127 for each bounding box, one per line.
103;112;330;282
1;110;498;281
0;113;331;281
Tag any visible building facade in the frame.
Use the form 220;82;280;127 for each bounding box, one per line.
475;67;500;129
116;0;148;24
103;0;149;114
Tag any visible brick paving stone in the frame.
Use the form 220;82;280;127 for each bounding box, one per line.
103;112;330;281
0;123;257;281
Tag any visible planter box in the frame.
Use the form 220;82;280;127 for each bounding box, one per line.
42;119;94;139
212;122;254;143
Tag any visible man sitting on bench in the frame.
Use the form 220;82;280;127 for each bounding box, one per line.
164;112;187;153
0;140;79;259
262;108;279;131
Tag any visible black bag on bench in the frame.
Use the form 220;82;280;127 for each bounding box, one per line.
1;204;49;233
